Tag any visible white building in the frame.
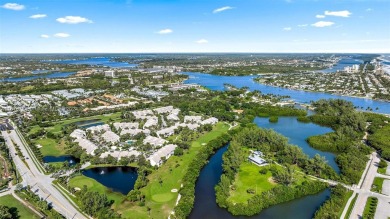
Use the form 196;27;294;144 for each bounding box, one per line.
75;138;98;155
148;144;177;166
143;136;167;147
184;116;202;123
105;70;115;78
101;131;120;144
70;129;86;139
201;117;219;125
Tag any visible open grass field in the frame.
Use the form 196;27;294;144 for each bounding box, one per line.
119;122;230;219
228;163;277;204
46;112;122;134
0;195;40;219
371;177;385;193
68;175;125;208
34;138;66;157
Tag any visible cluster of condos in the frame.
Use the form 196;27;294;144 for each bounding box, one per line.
69;106;218;167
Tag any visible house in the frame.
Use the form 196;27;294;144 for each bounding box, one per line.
113;122;139;131
75;138;98;155
157;126;177;137
144;116;158;128
201;117;219;125
86;124;110;134
184;116;202;123
248;151;267;166
143;136;167;147
120;128;150;136
70;129;86;139
148;144;177;166
101;131;120;144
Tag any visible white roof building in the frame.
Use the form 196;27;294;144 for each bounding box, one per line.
70;129;86;139
101;131;120;144
75;138;98;155
143;136;167;147
157;126;177;137
184;116;202;123
201;117;219;125
100;150;140;160
86;124;111;134
148;144;177;166
132;109;154;119
154;106;174;114
121;128;150;136
167;113;180;121
113;122;139;131
144;116;158;128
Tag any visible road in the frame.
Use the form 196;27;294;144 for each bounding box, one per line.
344;152;390;219
1;129;88;219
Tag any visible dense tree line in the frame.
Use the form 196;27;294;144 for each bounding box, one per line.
215;126;333;216
78;185;121;218
0;205;18;219
313;185;349;219
306;99;371;184
173;133;231;218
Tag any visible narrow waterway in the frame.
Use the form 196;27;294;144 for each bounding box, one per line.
189;145;331;219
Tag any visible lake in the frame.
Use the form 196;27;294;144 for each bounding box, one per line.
54;57;138;68
1;72;76;82
189;145;331;219
82;166;138;195
183;72;390;114
254;117;339;172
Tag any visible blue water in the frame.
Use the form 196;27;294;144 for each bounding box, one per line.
43;155;79;166
55;57;138;68
1;72;76;82
320;58;363;73
254;117;339;172
183;72;390;114
83;166;138;195
79;122;105;129
189;145;331;219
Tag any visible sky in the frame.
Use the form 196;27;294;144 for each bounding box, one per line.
0;0;389;53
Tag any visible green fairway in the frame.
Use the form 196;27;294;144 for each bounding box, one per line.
120;122;230;219
228;162;277;204
69;175;125;207
0;195;40;219
45;112;122;134
35;138;66;157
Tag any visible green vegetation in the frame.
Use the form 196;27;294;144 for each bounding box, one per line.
215;126;333;216
227;163;277;204
269;116;278;123
371;177;385;193
368;124;390;160
378;159;388;175
362;197;378;219
345;193;358;219
35;138;66;157
0;195;39;219
306;99;371;184
297;116;311;123
313;185;352;219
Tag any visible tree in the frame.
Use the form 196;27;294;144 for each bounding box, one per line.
0;205;12;219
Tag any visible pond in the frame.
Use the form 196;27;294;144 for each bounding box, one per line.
71;119;105;129
43;155;79;166
253;117;339;172
82;166;138;195
189;145;331;219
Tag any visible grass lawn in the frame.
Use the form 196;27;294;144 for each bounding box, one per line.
371;177;385;193
28;126;41;135
0;195;40;219
68;175;125;208
228;163;277;204
346;193;358;219
35;138;66;157
120;122;230;219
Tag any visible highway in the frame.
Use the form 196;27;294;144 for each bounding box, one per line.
1;129;87;219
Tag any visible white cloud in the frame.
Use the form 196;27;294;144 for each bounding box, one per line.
324;10;351;18
1;3;25;10
40;34;49;38
298;24;308;27
316;15;326;18
54;33;70;38
56;16;92;24
366;8;373;12
30;14;47;19
195;39;208;44
311;21;335;27
283;27;292;31
157;29;173;34
213;6;234;13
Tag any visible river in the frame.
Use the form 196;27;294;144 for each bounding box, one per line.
183;72;390;114
189;145;331;219
1;72;76;82
53;57;138;68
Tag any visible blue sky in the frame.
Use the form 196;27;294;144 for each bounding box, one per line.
0;0;389;53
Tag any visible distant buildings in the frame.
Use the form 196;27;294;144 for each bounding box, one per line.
104;70;115;78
